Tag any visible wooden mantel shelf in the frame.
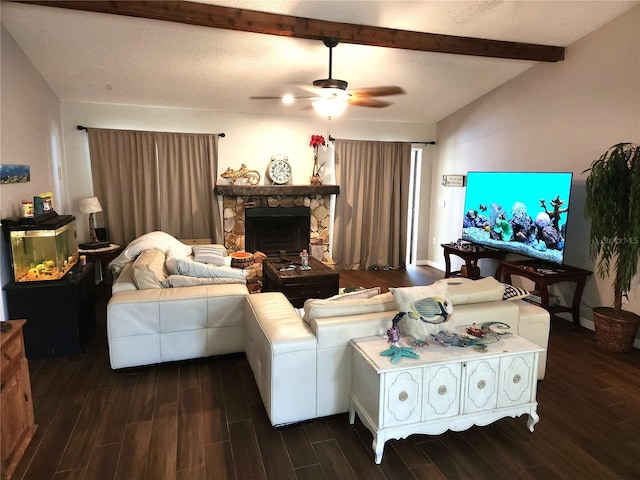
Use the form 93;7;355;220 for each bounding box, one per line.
215;184;339;196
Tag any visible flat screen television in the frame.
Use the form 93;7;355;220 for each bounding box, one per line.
461;171;573;265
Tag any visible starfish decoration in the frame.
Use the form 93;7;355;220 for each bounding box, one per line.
380;345;420;363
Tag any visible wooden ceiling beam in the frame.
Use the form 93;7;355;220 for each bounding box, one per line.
19;1;565;62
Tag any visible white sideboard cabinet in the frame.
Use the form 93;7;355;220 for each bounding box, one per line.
349;334;542;464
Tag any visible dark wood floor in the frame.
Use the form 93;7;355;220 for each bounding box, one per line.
10;265;640;480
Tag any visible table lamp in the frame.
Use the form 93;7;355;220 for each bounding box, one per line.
78;196;110;249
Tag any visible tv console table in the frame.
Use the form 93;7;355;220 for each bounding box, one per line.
500;260;592;326
441;243;506;280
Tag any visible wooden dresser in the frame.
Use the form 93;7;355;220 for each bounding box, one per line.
1;320;36;479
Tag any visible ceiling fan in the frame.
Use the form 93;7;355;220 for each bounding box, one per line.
250;37;405;117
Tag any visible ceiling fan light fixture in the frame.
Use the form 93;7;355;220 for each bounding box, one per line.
312;97;348;118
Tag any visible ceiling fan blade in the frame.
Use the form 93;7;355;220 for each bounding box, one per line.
348;97;391;108
250;95;313;100
291;83;322;94
348;86;405;97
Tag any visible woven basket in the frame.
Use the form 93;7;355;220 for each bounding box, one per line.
593;307;640;353
230;251;255;269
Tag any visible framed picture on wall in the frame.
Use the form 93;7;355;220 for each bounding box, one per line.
0;164;30;184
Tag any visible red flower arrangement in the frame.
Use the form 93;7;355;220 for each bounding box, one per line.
309;134;326;184
310;135;326;148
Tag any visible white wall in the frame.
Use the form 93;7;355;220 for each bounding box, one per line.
430;7;640;329
0;25;65;321
60;101;435;244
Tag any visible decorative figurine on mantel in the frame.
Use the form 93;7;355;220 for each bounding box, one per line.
220;164;261;185
309;134;326;185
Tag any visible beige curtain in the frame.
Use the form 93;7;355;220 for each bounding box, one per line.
88;129;158;246
333;139;411;270
88;129;222;246
155;133;219;241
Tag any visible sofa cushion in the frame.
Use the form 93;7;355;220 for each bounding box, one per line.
192;244;226;265
439;276;506;305
161;275;246;287
302;291;396;324
132;248;167;289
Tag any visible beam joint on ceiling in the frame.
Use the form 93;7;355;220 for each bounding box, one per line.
19;1;565;62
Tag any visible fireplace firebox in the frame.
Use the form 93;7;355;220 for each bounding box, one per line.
245;207;311;256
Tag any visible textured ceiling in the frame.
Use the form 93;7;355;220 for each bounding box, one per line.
2;1;638;123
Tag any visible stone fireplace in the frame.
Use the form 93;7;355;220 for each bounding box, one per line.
215;185;339;261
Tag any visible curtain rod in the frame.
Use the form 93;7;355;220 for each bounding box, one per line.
327;135;435;145
76;125;225;137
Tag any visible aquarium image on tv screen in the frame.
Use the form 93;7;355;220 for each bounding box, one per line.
461;171;573;265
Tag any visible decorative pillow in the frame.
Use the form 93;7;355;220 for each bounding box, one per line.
131;248;167;289
326;287;381;301
161;275;246;287
173;258;248;280
439;276;506;305
503;283;530;301
390;283;454;342
192;244;226;265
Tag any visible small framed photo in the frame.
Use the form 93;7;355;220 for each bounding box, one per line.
0;164;30;184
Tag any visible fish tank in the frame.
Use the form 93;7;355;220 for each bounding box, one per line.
3;213;79;282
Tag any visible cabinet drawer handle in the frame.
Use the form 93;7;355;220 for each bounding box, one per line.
437;385;448;395
477;380;486;389
513;374;522;384
398;391;409;401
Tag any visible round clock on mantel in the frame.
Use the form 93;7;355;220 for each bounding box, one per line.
267;155;292;185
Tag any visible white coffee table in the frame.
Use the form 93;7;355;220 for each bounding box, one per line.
349;333;542;464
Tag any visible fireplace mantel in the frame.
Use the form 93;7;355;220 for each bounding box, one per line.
215;184;339;196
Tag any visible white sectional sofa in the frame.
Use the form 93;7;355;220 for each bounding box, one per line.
106;233;550;427
244;276;549;426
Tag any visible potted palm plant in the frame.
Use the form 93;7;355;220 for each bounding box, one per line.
583;142;640;352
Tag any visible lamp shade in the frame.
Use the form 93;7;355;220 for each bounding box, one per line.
78;196;103;215
312;97;348;118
